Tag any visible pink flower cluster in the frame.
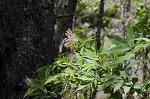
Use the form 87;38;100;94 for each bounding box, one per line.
63;28;78;47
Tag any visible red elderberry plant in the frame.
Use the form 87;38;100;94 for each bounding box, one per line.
63;28;78;47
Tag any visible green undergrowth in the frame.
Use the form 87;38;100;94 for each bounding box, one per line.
24;24;150;99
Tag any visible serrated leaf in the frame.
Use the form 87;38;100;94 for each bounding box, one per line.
114;82;123;93
128;60;139;67
44;74;62;85
81;64;92;72
45;66;51;78
76;84;89;92
37;67;46;80
26;77;39;85
40;86;47;93
134;84;142;93
64;68;75;74
105;78;121;87
84;59;98;66
83;48;97;59
44;76;55;85
77;38;84;42
76;76;95;81
107;46;130;55
107;34;125;46
28;92;40;97
105;74;122;79
132;43;150;53
83;36;95;43
145;80;150;90
132;76;138;84
80;47;84;55
126;24;134;47
108;53;135;68
120;71;127;79
24;87;38;98
134;84;141;89
132;43;143;53
143;43;150;50
135;37;150;42
123;85;130;94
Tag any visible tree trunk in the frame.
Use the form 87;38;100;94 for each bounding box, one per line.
54;0;77;53
0;0;55;98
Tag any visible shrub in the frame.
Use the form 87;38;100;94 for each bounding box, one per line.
24;24;150;99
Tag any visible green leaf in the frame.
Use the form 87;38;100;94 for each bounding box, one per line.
105;78;121;87
64;68;75;74
44;76;55;85
132;43;150;53
114;82;123;93
83;48;97;59
108;53;135;68
126;24;134;47
123;85;130;94
134;84;141;94
104;74;122;79
81;64;92;72
120;71;127;79
24;87;38;98
107;34;125;46
132;43;143;53
27;92;40;97
40;86;47;93
107;46;130;55
76;84;89;92
76;76;95;81
132;74;138;84
84;59;98;66
145;80;150;90
80;47;84;55
135;37;150;42
26;77;39;85
83;36;95;43
128;60;139;67
134;84;141;90
44;74;62;85
37;67;47;80
45;66;51;78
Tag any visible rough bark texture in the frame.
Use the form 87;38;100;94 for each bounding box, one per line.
54;0;77;53
0;0;55;98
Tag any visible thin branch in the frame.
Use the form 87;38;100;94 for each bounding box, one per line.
56;14;74;19
96;0;104;51
142;59;150;74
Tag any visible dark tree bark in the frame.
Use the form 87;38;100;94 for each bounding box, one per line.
0;0;55;98
54;0;77;54
96;0;104;51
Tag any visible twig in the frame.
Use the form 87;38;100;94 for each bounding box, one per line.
96;0;104;51
56;14;74;19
